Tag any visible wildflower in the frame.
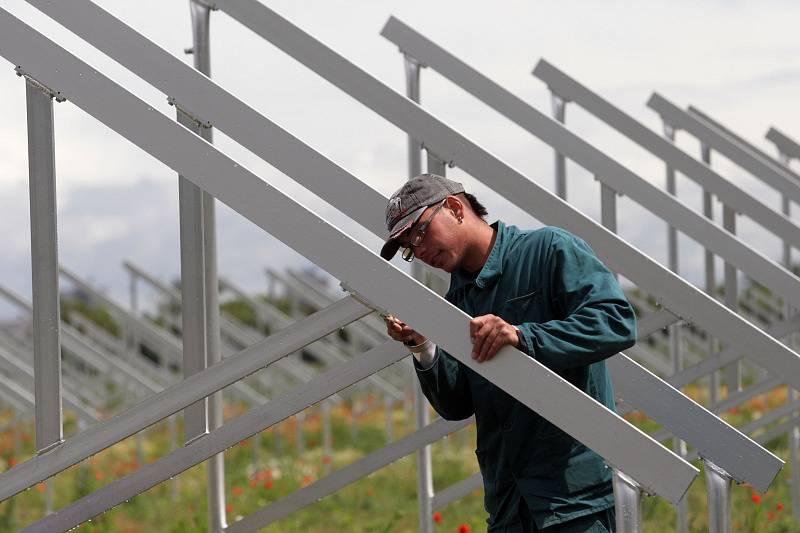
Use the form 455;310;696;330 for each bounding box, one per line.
226;503;233;514
767;511;775;521
458;524;471;533
751;493;761;505
95;471;105;481
432;511;442;523
249;479;257;488
776;502;784;512
232;486;243;497
35;482;45;493
7;457;16;467
263;480;273;490
322;455;332;465
727;406;738;415
301;475;314;486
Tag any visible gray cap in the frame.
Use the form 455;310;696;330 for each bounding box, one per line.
380;173;464;260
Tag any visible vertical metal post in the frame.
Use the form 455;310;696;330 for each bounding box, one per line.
777;153;800;519
24;76;63;454
551;93;567;200
612;470;643;533
700;143;719;404
169;414;179;501
322;400;332;475
721;205;740;394
704;460;732;533
663;125;688;533
128;271;139;360
384;394;394;442
599;183;643;532
403;49;433;533
296;411;305;455
186;2;225;529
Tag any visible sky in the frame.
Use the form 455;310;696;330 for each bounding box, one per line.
0;0;798;319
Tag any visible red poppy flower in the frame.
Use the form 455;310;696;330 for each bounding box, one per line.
263;480;273;490
7;457;16;467
225;503;233;514
248;479;257;488
35;482;45;493
232;486;243;496
458;524;471;533
432;511;442;523
768;511;775;521
776;502;784;512
751;493;761;505
95;471;105;481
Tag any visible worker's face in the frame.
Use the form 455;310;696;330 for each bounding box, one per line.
400;197;466;272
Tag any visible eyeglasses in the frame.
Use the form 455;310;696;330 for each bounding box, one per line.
401;200;446;262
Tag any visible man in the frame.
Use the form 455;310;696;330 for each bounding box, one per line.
381;174;636;532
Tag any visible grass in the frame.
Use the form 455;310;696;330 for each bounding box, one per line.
0;389;798;532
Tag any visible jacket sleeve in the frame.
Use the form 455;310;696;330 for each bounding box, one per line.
413;347;475;421
516;231;637;372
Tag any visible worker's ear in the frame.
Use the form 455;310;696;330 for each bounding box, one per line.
445;195;465;223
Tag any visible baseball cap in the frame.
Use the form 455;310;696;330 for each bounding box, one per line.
380;173;464;260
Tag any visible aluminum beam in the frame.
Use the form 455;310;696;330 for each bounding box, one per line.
0;10;698;503
379;17;800;310
24;0;800;395
227;417;471;532
25;75;63;453
647;95;800;203
24;340;410;532
767;127;800;162
531;59;800;250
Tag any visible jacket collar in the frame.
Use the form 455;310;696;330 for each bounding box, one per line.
451;220;507;291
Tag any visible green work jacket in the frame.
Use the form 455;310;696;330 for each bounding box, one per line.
414;222;637;530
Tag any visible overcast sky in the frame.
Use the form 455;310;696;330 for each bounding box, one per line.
0;0;799;318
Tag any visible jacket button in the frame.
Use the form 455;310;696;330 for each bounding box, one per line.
502;421;513;432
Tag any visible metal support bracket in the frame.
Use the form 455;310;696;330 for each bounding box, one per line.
167;96;212;129
340;281;385;317
189;0;218;11
421;147;454;169
400;52;427;70
14;66;65;102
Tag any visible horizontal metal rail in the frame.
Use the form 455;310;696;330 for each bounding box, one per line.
530;59;800;251
24;0;800;394
646;94;800;203
0;292;370;501
227;416;472;532
24;340;411;532
0;8;698;502
379;17;800;310
767;127;800;161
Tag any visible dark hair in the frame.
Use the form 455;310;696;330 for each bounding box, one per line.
461;192;488;220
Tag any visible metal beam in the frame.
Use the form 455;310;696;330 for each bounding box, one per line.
767;127;800;162
0;9;698;503
647;94;800;203
24;73;63;453
531;59;800;251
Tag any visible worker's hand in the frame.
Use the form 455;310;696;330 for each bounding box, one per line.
384;315;426;346
469;314;520;363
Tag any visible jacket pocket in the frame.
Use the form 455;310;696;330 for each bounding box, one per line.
500;290;542;324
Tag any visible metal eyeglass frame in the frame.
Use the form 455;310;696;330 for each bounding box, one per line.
401;199;447;262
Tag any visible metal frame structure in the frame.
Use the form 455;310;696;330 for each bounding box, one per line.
0;1;795;531
0;6;713;532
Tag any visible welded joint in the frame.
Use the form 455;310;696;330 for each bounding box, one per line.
702;457;734;481
594;177;624;198
401;52;428;70
167;96;212;129
339;282;387;317
190;0;218;10
36;437;65;456
663;122;676;141
14;66;66;102
550;91;570;111
421;146;455;168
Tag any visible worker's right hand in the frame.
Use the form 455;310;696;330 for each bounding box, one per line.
384;315;426;346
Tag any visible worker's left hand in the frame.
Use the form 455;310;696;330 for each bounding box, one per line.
469;314;520;363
